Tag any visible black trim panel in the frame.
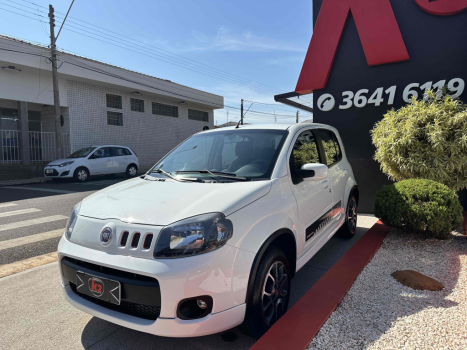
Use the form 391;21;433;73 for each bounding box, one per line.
306;200;342;241
61;257;161;307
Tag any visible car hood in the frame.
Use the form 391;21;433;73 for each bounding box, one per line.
79;177;272;226
47;158;77;166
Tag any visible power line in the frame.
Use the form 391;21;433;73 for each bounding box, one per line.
9;0;315;105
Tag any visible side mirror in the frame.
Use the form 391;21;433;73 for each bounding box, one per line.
298;163;328;181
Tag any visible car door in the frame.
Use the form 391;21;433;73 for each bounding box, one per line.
288;129;332;253
88;147;112;174
110;147;127;173
316;129;348;212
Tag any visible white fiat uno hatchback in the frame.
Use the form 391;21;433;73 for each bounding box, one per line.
58;123;358;338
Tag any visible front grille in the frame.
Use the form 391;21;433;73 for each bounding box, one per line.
62;257;155;282
70;283;161;320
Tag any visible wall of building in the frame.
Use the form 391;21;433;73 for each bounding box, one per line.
67;80;214;171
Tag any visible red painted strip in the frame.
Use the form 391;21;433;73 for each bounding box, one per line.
250;221;390;350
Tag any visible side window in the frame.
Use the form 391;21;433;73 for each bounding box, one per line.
93;147;111;158
290;130;320;172
317;129;342;167
123;148;132;156
112;147;126;157
92;148;104;158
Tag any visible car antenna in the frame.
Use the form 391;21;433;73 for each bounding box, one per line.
235;119;241;129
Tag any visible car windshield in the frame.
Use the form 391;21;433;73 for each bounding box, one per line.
151;129;288;181
66;147;96;159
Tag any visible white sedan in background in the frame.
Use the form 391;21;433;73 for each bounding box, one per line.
44;145;139;182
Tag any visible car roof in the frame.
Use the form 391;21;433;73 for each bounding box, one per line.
201;123;336;134
90;145;131;148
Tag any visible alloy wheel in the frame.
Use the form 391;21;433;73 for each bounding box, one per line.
77;169;88;181
129;166;137;176
261;260;289;327
348;197;357;233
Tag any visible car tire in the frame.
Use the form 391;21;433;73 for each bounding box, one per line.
338;194;358;238
73;167;89;182
126;164;138;178
240;247;291;339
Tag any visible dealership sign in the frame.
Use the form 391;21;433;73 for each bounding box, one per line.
301;0;467;212
296;0;467;94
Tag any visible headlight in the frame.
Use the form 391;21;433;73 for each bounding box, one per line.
59;161;74;167
154;213;233;259
65;202;81;240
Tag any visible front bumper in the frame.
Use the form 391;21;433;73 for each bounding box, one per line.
58;236;253;337
44;166;73;178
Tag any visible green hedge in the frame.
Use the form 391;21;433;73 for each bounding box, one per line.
371;91;467;191
374;179;463;238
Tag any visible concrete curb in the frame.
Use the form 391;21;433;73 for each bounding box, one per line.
0;178;50;187
250;221;390;350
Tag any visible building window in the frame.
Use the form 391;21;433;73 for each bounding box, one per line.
131;98;145;112
107;111;123;126
188;109;209;122
28;111;42;132
106;94;122;109
152;102;178;118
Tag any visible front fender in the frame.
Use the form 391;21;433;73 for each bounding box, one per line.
227;177;298;306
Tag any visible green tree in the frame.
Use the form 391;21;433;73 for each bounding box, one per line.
371;91;467;190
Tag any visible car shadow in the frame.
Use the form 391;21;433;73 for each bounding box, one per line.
81;317;256;349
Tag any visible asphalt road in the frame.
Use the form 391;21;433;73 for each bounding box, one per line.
0;175;130;265
0;177;378;349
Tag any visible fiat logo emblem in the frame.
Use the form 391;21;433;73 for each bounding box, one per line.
100;227;113;246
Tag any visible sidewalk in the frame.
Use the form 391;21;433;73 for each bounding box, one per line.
0;177;50;187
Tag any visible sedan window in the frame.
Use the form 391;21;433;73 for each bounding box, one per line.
91;147;111;159
67;147;96;158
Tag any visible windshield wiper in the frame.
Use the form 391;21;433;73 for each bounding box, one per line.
176;170;247;181
151;169;199;182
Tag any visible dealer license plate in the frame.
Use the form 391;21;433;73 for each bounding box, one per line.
76;271;121;305
45;169;53;174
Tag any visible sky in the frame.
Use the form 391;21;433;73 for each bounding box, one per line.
0;0;314;124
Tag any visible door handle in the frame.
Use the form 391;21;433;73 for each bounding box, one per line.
323;180;329;189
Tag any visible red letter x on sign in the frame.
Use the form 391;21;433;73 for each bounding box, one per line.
295;0;409;94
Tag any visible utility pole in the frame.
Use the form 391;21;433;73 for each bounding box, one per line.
49;5;63;159
227;111;229;123
240;99;244;125
296;110;299;123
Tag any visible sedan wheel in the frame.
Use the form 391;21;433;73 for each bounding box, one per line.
73;168;89;182
126;165;137;178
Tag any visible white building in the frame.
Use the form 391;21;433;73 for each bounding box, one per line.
0;35;223;179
